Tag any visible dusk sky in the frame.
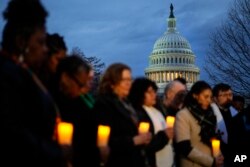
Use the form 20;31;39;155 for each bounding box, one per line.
0;0;233;81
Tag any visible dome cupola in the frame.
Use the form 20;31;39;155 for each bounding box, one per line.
145;4;200;93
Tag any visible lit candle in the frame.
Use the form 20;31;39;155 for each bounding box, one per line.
166;116;175;128
212;139;221;157
139;122;150;134
97;125;111;147
57;122;74;145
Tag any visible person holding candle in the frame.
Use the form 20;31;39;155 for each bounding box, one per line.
211;83;238;166
93;63;152;167
52;55;100;167
175;81;224;167
129;77;174;167
0;0;67;166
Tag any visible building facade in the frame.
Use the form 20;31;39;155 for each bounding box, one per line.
145;4;200;94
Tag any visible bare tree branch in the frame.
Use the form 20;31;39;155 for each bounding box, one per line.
205;0;250;99
71;47;105;96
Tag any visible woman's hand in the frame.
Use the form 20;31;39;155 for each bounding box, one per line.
165;127;174;140
133;132;152;145
215;154;224;167
99;146;110;166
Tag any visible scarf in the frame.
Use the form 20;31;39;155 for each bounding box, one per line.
187;104;217;146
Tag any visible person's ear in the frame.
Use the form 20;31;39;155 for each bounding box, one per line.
61;72;71;83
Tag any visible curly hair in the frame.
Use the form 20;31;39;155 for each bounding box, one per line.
1;0;48;54
128;77;157;108
46;33;67;57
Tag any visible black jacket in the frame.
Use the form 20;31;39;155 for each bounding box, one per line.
53;90;100;167
136;106;169;167
93;93;147;167
0;55;66;167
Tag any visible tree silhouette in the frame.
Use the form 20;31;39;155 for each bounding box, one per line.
205;0;250;99
71;47;105;96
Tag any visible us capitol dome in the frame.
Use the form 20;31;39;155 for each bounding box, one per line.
145;4;200;94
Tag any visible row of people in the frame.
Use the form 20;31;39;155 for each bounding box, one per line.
1;0;249;167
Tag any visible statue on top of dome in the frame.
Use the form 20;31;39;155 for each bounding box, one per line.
169;3;175;18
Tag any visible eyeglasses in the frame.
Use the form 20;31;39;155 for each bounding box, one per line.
121;77;132;83
69;74;85;88
218;93;233;97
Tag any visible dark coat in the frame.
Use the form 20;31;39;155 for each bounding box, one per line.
229;110;250;166
0;55;65;167
53;91;100;167
93;93;147;167
136;106;169;167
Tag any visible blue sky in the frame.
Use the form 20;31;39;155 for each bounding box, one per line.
0;0;233;81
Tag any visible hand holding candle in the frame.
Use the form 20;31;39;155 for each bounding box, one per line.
57;122;73;145
212;139;221;157
166;116;175;128
139;122;150;134
97;125;111;147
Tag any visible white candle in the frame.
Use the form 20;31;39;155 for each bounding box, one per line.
57;122;73;145
97;125;111;147
166;116;175;128
212;139;221;157
139;122;150;134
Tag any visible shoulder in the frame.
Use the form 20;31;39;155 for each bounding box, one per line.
0;57;23;83
176;107;190;118
95;94;114;106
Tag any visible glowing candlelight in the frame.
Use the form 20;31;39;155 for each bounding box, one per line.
166;116;175;128
57;122;73;145
139;122;150;134
212;139;221;157
97;125;111;147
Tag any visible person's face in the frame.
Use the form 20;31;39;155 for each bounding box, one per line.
164;82;186;107
81;69;94;94
112;69;132;99
232;101;244;112
60;70;88;98
215;89;233;108
144;86;157;107
48;49;66;73
24;27;48;70
193;88;212;110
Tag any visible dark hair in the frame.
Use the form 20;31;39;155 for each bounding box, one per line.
184;81;212;107
174;77;187;85
172;90;188;110
212;83;231;97
128;77;157;108
1;0;48;54
98;63;131;94
233;95;245;104
56;55;91;79
46;33;67;57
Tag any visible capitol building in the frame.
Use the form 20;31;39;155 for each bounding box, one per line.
145;4;200;94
